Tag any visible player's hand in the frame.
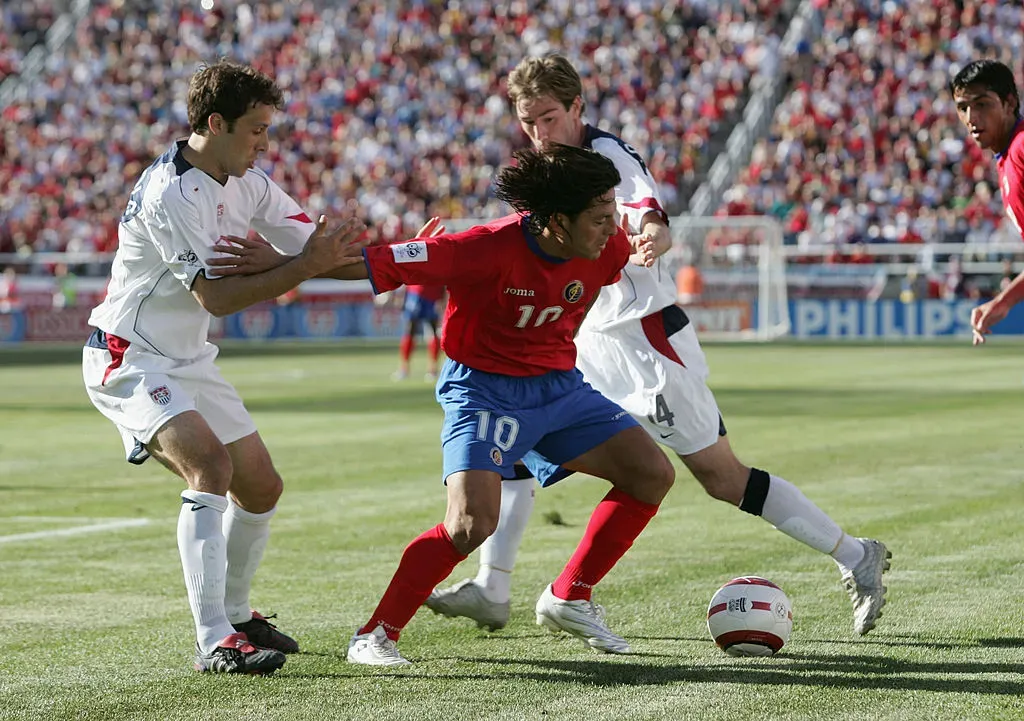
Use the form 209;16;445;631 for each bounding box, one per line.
207;235;289;277
629;234;657;267
299;215;368;274
970;297;1010;345
416;216;446;238
627;217;661;268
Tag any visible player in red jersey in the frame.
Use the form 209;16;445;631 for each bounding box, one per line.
427;54;890;639
951;60;1024;343
334;144;675;664
391;282;446;380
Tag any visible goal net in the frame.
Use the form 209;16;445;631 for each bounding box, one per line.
667;215;790;341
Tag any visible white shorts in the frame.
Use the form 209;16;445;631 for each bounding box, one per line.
82;330;256;462
574;306;722;456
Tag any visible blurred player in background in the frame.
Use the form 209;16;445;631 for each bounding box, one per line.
337;144;674;665
427;54;891;637
393;281;447;381
82;60;366;675
951;60;1024;343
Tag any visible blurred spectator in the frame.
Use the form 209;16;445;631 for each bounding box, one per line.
51;262;77;308
899;267;927;303
943;255;966;300
0;266;20;312
675;249;705;305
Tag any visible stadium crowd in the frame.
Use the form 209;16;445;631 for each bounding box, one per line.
0;0;788;267
718;0;1024;254
0;0;65;85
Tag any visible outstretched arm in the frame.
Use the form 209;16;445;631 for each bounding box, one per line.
209;216;447;283
192;217;366;316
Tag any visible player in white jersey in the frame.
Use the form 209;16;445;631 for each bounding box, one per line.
426;54;892;637
82;60;366;675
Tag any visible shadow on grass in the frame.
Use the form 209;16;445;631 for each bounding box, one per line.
293;634;1023;693
449;654;1024;693
492;633;1012;651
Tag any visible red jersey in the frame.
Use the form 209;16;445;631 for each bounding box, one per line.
365;214;629;376
996;120;1024;238
406;283;446;302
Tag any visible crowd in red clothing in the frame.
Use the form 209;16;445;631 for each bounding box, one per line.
0;0;787;267
717;0;1024;260
0;0;59;85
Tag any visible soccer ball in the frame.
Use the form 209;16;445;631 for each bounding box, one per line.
706;576;793;657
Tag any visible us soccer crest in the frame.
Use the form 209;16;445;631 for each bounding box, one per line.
563;280;584;303
149;386;172;406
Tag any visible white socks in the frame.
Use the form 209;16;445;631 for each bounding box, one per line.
177;490;235;652
223;499;276;624
474;478;535;603
759;474;865;568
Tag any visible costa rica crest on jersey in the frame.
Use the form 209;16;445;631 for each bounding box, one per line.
563;280;584;303
149;386;172;406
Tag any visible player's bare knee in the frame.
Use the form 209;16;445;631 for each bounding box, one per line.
648;452;676;500
444;513;497;555
230;469;283;513
185;446;233;496
693;466;740;504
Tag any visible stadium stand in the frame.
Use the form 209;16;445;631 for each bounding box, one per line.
718;0;1024;258
0;0;789;265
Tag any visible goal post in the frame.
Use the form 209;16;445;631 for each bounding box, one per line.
668;215;790;341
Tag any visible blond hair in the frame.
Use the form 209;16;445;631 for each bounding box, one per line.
507;54;585;113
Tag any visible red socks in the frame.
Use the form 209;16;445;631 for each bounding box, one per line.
399;334;414;363
359;489;659;639
359;524;467;640
427;336;440;364
552;488;659;602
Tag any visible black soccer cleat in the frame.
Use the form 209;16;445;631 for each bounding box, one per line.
231;611;300;654
194;632;286;675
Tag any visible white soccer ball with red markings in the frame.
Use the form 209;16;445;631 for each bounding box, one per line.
707;576;793;657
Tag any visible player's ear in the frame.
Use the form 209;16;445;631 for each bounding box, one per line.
208;113;226;136
551;213;570;241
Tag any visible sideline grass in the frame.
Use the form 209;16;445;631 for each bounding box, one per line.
1;343;1022;720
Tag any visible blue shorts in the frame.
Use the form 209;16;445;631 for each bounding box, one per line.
436;359;638;486
403;292;440;324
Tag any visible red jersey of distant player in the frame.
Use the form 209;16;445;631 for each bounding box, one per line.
364;214;630;376
996;120;1024;238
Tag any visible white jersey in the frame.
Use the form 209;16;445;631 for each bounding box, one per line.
88;140;314;359
580;125;678;332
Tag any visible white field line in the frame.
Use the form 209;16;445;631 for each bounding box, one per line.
0;518;151;544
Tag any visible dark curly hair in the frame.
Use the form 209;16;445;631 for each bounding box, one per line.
494;144;620;236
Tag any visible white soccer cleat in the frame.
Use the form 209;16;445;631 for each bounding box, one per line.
534;584;631;654
424;579;511;631
346;625;411;666
841;538;892;635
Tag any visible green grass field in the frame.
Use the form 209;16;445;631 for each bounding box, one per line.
1;342;1022;721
